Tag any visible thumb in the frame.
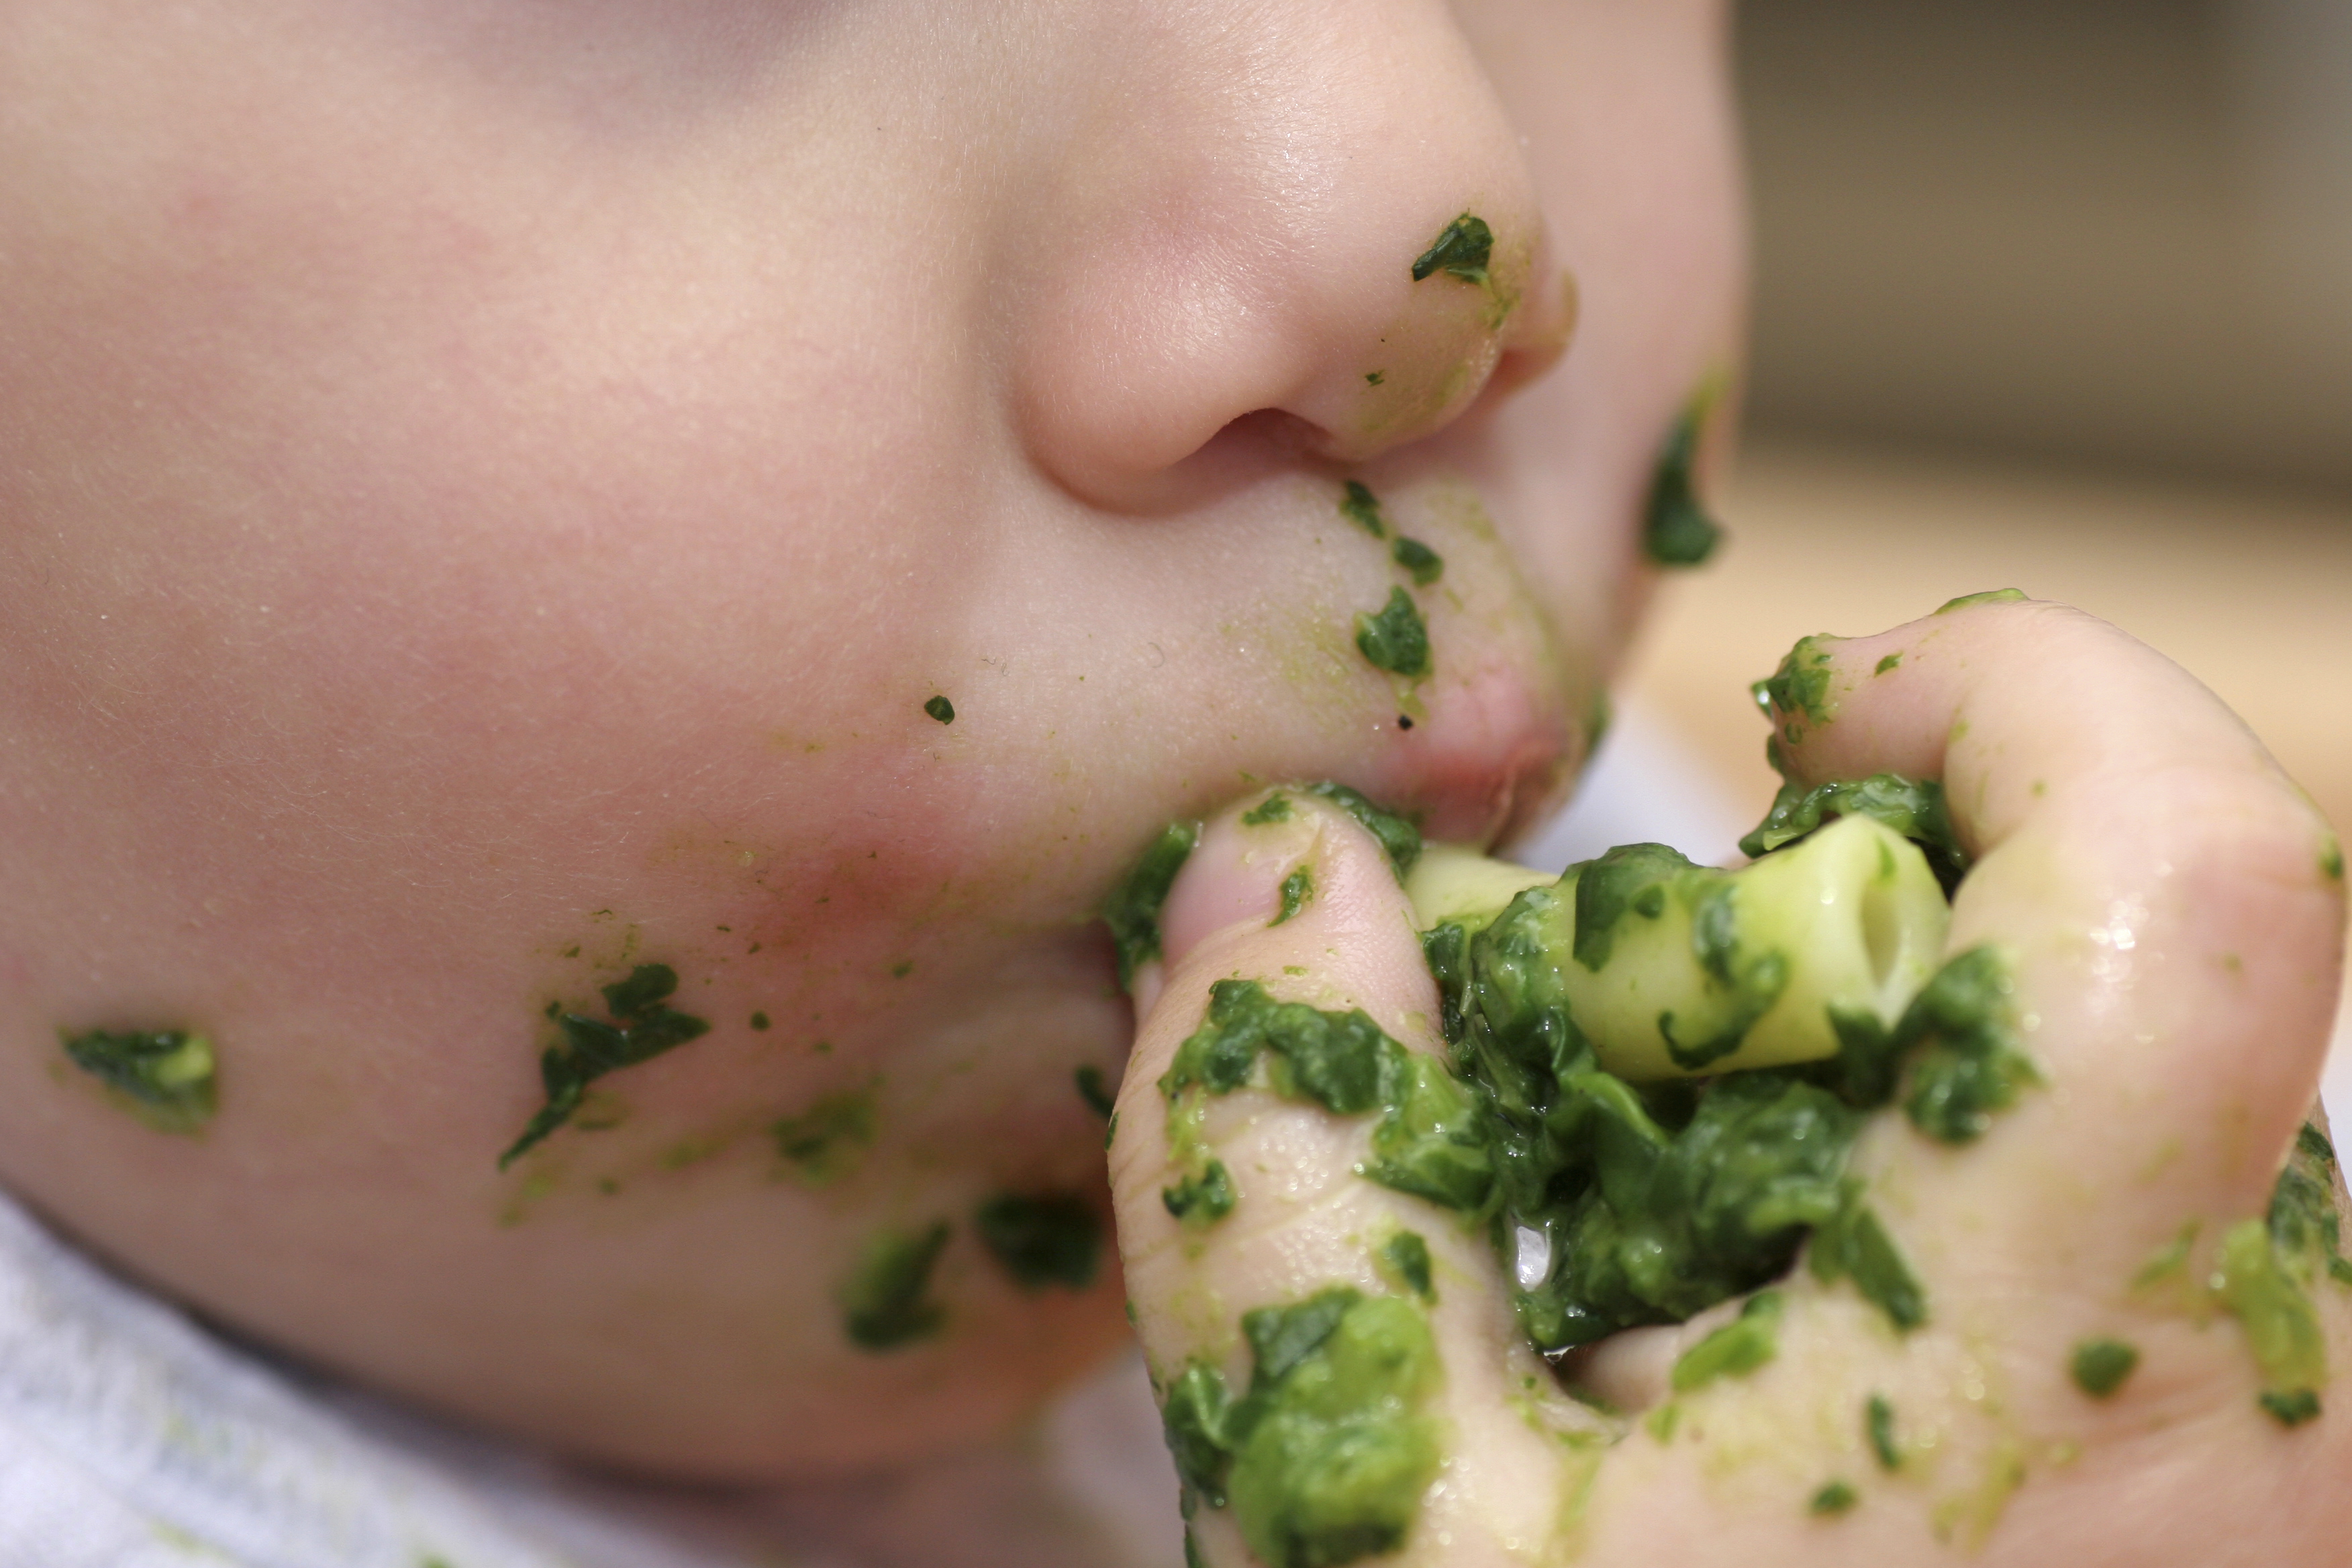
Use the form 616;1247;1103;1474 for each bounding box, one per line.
1107;789;1599;1568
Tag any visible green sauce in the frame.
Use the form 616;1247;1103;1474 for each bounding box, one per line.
1752;635;1839;738
1874;652;1902;675
1339;481;1386;539
1380;1232;1434;1303
1640;401;1724;568
1242;793;1293;826
59;1027;216;1134
1669;1290;1784;1392
2203;1120;2349;1422
1389;537;1443;586
1104;821;1202;991
1273;866;1314;926
1896;946;2040;1144
771;1083;879;1185
2322;835;2344;881
1157;980;1491;1224
1409;214;1493;285
842;1221;952;1351
975;1191;1100;1292
1739;771;1970;895
499;965;712;1168
1810;1480;1859;1516
1935;589;2027;614
1354;587;1432;681
1162;1288;1441;1567
1297;782;1422;879
923;695;955;724
1810;1181;1929;1330
2069;1337;2139;1398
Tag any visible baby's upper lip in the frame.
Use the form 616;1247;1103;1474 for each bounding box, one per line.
1358;656;1583;851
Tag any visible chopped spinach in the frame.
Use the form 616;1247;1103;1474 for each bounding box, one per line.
1640;402;1723;567
975;1191;1100;1292
1670;1291;1785;1392
1936;589;2027;614
772;1084;878;1185
1339;481;1386;539
1739;771;1971;895
1075;1063;1117;1119
1273;866;1314;926
1159;1288;1441;1566
1390;537;1443;586
59;1027;217;1134
499;965;712;1168
1865;1393;1901;1470
1297;781;1422;879
1104;820;1201;991
1753;634;1839;739
2069;1337;2139;1398
842;1221;952;1351
1354;587;1432;681
1242;793;1293;826
1410;213;1493;285
1163;1161;1238;1225
1381;1232;1434;1302
924;695;955;724
1896;946;2039;1144
1810;1481;1859;1517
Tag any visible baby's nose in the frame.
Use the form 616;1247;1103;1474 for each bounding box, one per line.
1001;0;1570;512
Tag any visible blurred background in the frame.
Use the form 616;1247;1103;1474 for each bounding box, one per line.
1589;0;2352;1103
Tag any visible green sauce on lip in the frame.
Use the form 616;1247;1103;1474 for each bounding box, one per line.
1104;820;1201;991
841;1221;952;1351
1161;1287;1442;1567
975;1191;1100;1293
2069;1337;2140;1398
59;1026;217;1134
1640;400;1724;568
1410;213;1493;285
1354;587;1431;681
499;963;712;1169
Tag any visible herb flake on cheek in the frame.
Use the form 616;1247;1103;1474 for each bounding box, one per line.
1339;481;1387;539
58;1027;217;1134
1271;866;1314;926
923;695;955;724
2069;1336;2140;1398
1640;400;1724;568
1354;586;1431;681
498;963;712;1169
1410;213;1494;285
840;1221;952;1351
974;1191;1101;1292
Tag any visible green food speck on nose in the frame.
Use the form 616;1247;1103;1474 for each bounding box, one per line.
1410;213;1493;285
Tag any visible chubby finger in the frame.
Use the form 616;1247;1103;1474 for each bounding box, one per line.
1763;598;2345;1267
1109;790;1601;1568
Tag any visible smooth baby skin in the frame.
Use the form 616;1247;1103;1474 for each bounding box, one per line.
0;1;1739;1477
1115;600;2349;1567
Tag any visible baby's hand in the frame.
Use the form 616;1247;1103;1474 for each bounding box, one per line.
1110;598;2349;1566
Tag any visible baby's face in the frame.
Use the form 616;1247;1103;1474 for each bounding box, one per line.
0;0;1739;1476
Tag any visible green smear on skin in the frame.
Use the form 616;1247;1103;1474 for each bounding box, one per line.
500;964;711;1169
1273;866;1314;926
1354;587;1432;681
1242;793;1293;826
1810;1481;1859;1517
1752;634;1839;740
923;695;955;724
1339;481;1387;539
1740;771;1971;895
1865;1393;1901;1471
1874;652;1902;675
2207;1118;2350;1424
60;1027;217;1134
1670;1290;1785;1392
1389;537;1443;586
1380;1232;1435;1303
1163;1160;1238;1226
1104;821;1201;991
1297;782;1422;879
975;1191;1100;1292
1158;980;1491;1225
842;1221;952;1351
1075;1064;1117;1119
1936;589;2027;614
1161;1287;1442;1567
1640;401;1724;568
772;1083;879;1185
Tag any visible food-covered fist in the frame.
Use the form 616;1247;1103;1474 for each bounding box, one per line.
1109;597;2349;1566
